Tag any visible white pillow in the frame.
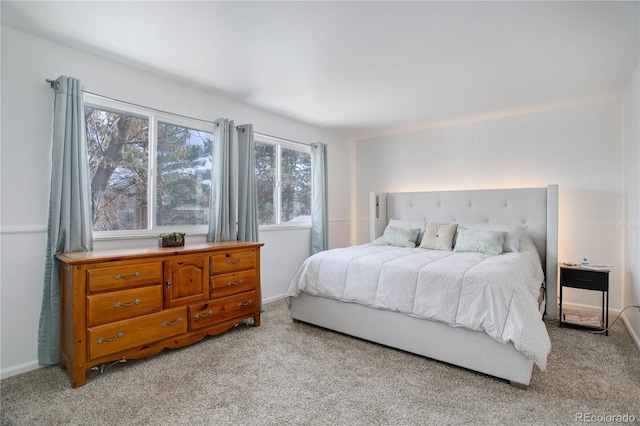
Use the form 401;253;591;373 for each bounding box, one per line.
388;219;426;245
419;223;458;251
453;227;507;256
458;223;527;252
517;233;537;253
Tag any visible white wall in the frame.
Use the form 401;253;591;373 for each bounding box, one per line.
355;98;624;315
622;62;640;347
0;26;354;378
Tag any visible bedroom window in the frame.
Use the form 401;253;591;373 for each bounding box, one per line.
255;134;311;227
84;94;214;235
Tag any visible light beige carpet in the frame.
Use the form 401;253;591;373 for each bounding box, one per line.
1;300;639;425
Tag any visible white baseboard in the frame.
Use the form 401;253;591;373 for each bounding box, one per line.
263;294;289;305
1;360;41;381
560;301;622;315
536;301;640;352
621;313;640;351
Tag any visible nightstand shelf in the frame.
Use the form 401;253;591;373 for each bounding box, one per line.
559;264;610;335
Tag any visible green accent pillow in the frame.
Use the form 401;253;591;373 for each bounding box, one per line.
381;226;421;248
453;227;507;255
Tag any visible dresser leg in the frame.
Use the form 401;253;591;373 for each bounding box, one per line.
71;368;87;389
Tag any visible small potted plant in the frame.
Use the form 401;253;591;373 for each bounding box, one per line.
159;232;186;247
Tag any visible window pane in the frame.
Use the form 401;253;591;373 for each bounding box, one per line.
85;106;149;231
156;122;213;226
280;148;311;224
255;143;277;225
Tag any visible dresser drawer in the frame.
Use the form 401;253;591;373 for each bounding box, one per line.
560;268;608;291
88;307;187;360
86;285;163;326
210;250;255;274
188;291;257;331
87;262;163;292
210;269;256;299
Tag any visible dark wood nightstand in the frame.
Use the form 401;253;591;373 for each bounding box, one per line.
559;264;610;335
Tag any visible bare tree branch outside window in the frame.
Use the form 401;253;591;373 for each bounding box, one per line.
85;106;213;231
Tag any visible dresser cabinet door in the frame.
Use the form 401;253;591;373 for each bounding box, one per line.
164;256;209;307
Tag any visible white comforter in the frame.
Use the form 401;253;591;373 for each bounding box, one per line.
286;237;551;370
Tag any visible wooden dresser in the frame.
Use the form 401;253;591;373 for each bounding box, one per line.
56;241;263;388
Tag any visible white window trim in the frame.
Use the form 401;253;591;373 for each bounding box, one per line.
254;133;312;229
84;94;215;239
85;95;311;237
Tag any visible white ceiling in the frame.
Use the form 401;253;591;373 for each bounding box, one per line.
2;1;639;139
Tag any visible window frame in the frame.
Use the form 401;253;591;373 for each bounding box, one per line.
255;133;312;230
84;94;215;239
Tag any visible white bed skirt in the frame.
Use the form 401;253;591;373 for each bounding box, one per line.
289;293;538;387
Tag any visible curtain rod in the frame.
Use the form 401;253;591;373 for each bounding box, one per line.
46;79;219;127
254;131;316;148
46;78;317;146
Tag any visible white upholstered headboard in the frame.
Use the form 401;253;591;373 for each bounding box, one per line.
369;185;559;317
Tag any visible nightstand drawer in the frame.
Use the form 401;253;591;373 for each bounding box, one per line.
560;268;608;291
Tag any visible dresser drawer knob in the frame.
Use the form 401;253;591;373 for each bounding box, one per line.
237;299;253;307
161;317;183;327
96;332;125;344
576;278;593;282
114;299;141;309
114;272;140;280
194;310;214;319
227;279;244;286
226;258;243;265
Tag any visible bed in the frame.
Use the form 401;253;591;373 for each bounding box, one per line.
286;185;558;388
